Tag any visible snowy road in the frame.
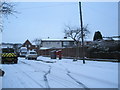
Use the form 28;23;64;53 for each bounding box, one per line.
1;57;118;88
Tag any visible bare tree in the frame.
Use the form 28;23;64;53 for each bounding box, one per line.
64;25;90;61
0;1;17;32
64;25;90;46
0;2;17;17
32;38;42;50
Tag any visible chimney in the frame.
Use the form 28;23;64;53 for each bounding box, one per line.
64;37;67;39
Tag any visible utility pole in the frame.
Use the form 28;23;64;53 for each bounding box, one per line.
79;2;85;64
0;4;3;64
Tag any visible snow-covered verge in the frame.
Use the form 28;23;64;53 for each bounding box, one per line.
0;77;2;90
37;56;57;63
0;56;119;88
0;64;2;90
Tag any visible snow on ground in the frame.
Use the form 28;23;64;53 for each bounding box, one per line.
37;56;57;62
0;56;119;88
0;78;1;89
0;63;2;89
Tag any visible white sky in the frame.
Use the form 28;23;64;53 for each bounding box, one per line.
2;2;118;43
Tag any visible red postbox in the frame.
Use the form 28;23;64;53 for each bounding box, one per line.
56;50;62;60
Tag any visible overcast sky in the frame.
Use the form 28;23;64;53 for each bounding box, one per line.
2;2;118;43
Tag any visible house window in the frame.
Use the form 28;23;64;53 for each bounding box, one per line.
25;45;27;47
46;42;49;45
63;42;69;47
29;45;31;47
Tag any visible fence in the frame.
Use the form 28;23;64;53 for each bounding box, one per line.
38;47;88;58
38;47;120;59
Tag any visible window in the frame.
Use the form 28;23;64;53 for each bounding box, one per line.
25;45;27;47
21;52;27;54
30;52;36;54
63;41;69;46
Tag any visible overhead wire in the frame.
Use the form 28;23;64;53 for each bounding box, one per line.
17;3;77;11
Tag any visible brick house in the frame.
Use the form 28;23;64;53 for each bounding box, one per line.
22;39;37;51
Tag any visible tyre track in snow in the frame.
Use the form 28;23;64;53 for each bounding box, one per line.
43;66;51;88
20;60;52;88
59;62;117;88
2;65;27;88
23;60;80;88
67;70;90;90
20;60;48;73
28;60;75;88
36;60;84;88
47;72;82;88
14;63;44;88
39;61;89;88
59;63;90;90
67;69;117;87
45;65;81;88
46;64;89;88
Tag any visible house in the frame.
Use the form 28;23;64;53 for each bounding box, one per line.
40;38;75;50
21;39;37;51
1;43;22;55
2;43;14;48
13;43;22;53
40;38;94;49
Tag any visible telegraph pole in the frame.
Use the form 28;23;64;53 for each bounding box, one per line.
79;2;85;64
0;3;2;64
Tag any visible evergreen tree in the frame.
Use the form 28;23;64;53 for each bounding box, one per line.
93;31;103;41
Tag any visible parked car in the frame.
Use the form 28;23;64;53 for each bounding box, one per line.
26;50;37;60
19;47;27;57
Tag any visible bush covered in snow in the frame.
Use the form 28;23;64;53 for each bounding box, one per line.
87;40;120;53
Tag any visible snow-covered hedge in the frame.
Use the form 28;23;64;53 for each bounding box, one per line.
87;40;120;53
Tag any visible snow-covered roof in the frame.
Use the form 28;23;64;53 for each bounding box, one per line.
40;47;50;50
2;46;13;48
20;47;27;49
41;39;74;42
